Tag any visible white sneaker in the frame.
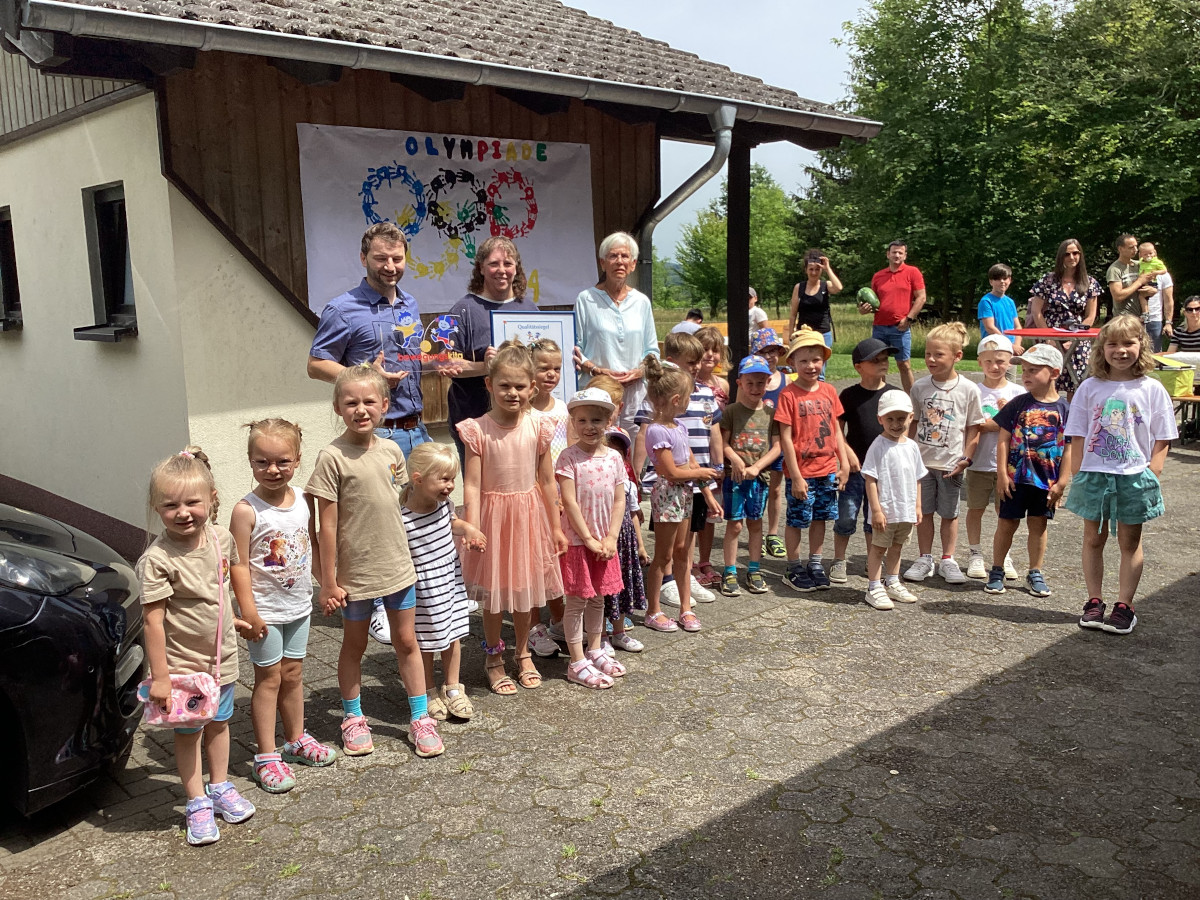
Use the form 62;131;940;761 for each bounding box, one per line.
938;557;967;584
610;632;644;653
903;555;935;582
828;559;848;584
885;580;919;603
660;579;681;607
1003;554;1019;581
689;575;716;603
527;623;559;658
368;604;392;644
864;584;894;610
466;598;479;613
966;550;988;579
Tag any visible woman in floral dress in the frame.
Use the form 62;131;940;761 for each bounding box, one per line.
1027;238;1102;393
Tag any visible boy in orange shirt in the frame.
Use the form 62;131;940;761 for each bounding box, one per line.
775;326;850;591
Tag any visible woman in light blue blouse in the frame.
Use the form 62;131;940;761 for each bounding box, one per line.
573;232;660;437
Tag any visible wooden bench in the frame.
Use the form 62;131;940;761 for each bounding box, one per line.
709;319;789;339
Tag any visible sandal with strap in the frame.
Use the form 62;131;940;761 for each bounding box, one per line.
696;563;721;586
440;683;474;720
515;652;542;690
567;658;613;690
485;657;517;696
643;611;678;633
678;610;702;633
251;755;296;794
281;731;338;767
587;648;626;678
427;693;449;721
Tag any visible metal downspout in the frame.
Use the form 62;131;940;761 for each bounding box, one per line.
635;104;736;298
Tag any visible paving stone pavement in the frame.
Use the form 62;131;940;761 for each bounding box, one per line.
2;449;1198;900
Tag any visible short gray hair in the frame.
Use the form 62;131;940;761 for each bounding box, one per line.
598;231;638;261
748;287;757;299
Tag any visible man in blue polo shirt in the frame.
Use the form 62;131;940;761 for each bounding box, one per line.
308;223;434;458
308;223;456;643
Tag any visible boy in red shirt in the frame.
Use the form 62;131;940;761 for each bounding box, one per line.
775;326;850;591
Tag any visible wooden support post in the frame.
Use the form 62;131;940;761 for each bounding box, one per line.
725;130;752;389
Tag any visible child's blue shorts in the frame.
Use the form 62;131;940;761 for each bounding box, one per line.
723;477;767;522
784;474;839;529
175;682;235;735
247;615;312;668
343;584;416;621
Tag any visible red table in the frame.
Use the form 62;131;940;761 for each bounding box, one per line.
1006;327;1101;390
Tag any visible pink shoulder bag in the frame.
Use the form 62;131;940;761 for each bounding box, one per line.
138;527;227;728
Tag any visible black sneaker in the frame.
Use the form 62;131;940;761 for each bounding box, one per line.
1101;602;1137;635
1078;598;1106;630
808;562;831;590
783;566;816;593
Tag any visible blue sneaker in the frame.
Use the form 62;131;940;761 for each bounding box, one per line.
1025;569;1052;598
983;565;1006;595
808;562;831;590
184;796;220;846
783;565;816;593
206;781;256;824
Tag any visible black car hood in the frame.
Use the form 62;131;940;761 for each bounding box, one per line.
0;504;127;568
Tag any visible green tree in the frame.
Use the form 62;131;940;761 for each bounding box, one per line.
797;0;1200;317
676;164;800;317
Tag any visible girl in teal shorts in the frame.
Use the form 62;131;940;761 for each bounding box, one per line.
1060;315;1178;635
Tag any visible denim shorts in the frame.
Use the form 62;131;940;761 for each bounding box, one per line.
834;471;873;536
175;682;235;735
723;477;767;522
247;614;312;668
343;583;416;621
785;474;839;529
872;324;912;363
1065;470;1164;532
919;470;964;519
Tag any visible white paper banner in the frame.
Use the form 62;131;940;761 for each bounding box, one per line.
298;124;596;315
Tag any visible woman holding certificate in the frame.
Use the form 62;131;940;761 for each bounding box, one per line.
573;232;660;438
445;237;540;461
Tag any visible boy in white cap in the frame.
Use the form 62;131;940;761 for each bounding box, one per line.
964;334;1025;580
984;343;1070;597
861;390;927;609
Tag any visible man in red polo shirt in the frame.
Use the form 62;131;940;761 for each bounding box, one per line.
859;240;927;391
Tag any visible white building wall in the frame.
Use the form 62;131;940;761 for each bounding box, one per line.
0;91;340;530
0;93;187;530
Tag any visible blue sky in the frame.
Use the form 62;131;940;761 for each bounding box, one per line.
569;0;869;257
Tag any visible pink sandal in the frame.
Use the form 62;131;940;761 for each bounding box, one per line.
643;612;678;633
694;563;721;586
678;611;702;633
587;649;627;678
567;658;613;690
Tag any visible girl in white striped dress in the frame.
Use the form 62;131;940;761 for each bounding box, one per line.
401;442;487;720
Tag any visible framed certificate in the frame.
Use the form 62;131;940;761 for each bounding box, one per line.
490;309;578;402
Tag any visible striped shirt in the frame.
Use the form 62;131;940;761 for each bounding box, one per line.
1171;327;1200;352
401;499;469;652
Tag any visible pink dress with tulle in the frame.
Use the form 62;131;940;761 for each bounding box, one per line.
457;413;564;613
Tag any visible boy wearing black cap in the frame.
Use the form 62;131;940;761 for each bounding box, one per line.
829;338;902;583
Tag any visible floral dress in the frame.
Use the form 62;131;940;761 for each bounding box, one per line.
1030;273;1102;391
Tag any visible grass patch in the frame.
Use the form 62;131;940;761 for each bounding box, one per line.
279;863;302;879
561;843;578;859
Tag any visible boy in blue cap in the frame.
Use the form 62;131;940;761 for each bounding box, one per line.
720;355;782;595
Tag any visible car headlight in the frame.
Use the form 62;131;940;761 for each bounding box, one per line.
0;543;97;595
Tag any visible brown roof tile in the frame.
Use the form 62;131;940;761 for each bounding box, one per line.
48;0;856;117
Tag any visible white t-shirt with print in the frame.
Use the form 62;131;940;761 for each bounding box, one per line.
1147;272;1173;322
971;381;1025;473
1064;375;1178;475
910;374;986;471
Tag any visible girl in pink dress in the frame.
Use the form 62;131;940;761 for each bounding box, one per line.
459;341;568;695
556;388;629;689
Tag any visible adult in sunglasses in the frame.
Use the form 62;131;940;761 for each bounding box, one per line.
1027;238;1102;391
1165;296;1200;360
